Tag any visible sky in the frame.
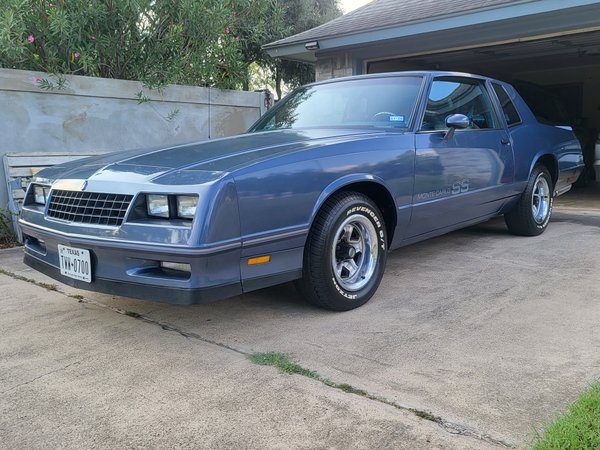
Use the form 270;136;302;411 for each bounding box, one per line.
339;0;372;13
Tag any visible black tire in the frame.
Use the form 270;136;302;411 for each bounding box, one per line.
296;192;387;311
505;165;553;236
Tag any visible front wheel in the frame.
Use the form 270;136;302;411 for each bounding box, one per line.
505;165;553;236
296;192;387;311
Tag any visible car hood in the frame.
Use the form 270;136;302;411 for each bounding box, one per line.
34;129;382;187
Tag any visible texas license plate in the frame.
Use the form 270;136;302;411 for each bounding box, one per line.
58;245;92;283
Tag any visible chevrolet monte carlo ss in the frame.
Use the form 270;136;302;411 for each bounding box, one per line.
20;72;584;311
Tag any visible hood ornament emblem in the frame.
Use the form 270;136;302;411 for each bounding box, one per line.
81;180;88;191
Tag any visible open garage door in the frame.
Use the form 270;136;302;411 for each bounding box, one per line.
367;30;600;201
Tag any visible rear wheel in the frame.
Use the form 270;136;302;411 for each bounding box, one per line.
505;165;553;236
296;192;387;311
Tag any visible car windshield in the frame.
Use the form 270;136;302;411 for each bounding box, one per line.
250;76;423;132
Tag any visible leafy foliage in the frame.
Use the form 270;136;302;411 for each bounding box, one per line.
1;0;275;89
0;0;341;91
0;208;18;248
269;0;342;98
0;208;12;235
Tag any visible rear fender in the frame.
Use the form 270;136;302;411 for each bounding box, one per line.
529;152;558;183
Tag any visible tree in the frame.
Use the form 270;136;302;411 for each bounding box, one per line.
0;0;283;89
0;0;340;94
228;0;342;98
227;0;289;91
270;0;342;98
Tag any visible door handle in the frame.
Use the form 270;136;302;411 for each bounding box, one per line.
501;138;511;145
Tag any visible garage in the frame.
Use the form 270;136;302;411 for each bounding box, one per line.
265;0;600;201
367;30;600;188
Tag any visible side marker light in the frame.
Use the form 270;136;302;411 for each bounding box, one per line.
248;255;271;265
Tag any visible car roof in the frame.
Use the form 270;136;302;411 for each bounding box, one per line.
308;71;505;88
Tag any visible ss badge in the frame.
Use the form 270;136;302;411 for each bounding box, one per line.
452;180;470;195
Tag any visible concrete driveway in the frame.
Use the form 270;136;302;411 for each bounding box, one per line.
1;210;599;449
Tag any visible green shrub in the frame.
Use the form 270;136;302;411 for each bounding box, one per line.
0;208;18;248
0;0;285;89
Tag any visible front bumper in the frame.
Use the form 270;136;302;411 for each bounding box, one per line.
20;222;242;305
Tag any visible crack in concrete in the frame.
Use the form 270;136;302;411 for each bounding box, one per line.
75;298;249;357
437;421;515;448
1;360;83;395
1;268;516;448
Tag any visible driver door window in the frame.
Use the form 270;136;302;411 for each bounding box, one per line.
421;79;498;131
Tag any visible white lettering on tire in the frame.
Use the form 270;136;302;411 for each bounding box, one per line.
336;203;386;297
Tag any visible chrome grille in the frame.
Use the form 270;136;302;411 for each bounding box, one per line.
47;190;133;226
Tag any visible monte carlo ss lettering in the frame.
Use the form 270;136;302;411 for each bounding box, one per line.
20;71;584;311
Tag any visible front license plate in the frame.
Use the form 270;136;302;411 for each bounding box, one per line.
58;245;92;283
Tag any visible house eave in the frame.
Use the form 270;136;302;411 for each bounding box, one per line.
264;0;600;62
265;43;317;63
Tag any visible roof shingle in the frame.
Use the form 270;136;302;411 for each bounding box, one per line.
266;0;520;48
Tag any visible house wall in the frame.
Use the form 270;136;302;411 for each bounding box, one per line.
0;69;267;212
315;53;354;81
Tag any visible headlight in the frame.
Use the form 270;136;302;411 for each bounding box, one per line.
176;195;198;219
33;185;50;205
147;194;169;218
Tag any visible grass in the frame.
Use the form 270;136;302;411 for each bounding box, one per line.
532;382;600;449
0;267;57;291
248;351;444;426
249;351;319;379
249;351;600;449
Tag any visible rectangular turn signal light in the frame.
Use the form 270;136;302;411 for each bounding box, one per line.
247;255;271;265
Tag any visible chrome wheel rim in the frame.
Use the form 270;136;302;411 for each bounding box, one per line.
532;175;551;224
331;214;378;292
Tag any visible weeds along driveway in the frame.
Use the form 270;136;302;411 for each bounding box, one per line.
1;211;599;448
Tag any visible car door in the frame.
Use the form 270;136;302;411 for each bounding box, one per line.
406;76;514;237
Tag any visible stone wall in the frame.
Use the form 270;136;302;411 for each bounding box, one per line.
0;68;267;211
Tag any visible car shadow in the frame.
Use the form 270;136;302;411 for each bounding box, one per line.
96;217;514;316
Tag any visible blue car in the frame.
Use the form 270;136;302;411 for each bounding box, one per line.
20;72;584;310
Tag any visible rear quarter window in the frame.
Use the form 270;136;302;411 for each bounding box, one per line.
492;83;522;127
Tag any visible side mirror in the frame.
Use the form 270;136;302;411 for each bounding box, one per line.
444;114;470;141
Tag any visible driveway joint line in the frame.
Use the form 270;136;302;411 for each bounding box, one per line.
1;267;515;448
248;352;516;449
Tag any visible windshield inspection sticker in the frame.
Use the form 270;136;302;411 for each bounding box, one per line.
389;115;405;122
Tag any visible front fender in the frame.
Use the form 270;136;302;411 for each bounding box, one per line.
310;173;395;223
